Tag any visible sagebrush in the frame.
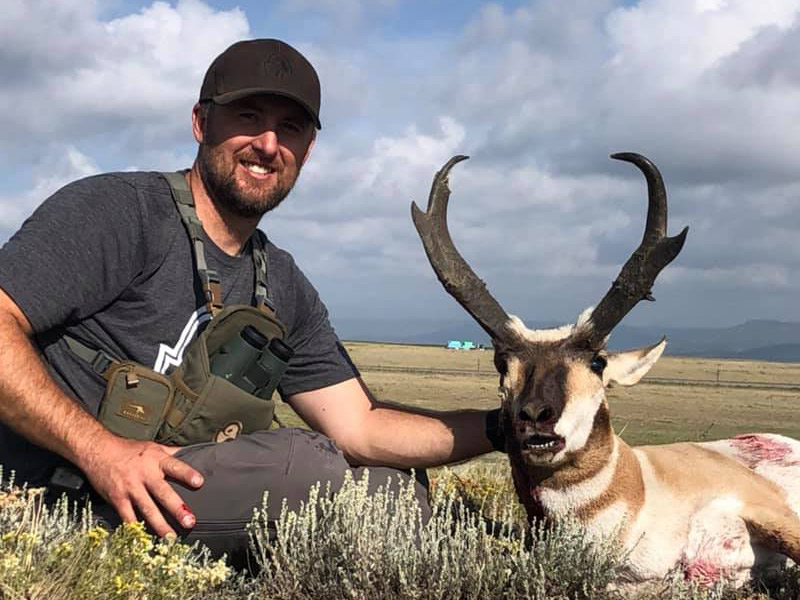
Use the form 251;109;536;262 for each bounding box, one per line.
1;465;798;600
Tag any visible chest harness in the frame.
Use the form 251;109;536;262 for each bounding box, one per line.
66;172;293;445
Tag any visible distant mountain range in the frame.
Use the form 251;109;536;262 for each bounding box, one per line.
332;317;800;362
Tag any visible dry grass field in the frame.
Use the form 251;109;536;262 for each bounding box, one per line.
276;342;800;459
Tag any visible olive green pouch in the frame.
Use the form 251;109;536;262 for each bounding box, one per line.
98;363;174;441
156;305;288;445
96;305;289;445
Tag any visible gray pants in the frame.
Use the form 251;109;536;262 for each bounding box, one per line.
94;428;431;569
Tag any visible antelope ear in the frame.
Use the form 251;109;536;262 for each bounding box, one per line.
603;337;667;386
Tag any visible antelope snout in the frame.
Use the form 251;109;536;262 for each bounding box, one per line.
519;402;558;432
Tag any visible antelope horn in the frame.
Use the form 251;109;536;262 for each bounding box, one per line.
587;152;689;347
411;155;511;341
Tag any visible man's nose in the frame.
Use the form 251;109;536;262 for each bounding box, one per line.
250;129;279;156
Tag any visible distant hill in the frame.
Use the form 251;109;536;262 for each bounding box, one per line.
333;317;800;362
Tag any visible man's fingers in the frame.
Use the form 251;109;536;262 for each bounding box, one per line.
161;454;204;488
149;480;196;530
114;497;138;525
131;489;175;537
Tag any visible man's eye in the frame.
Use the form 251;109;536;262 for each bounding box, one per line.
280;121;302;133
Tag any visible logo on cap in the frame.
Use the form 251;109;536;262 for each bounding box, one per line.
264;53;292;81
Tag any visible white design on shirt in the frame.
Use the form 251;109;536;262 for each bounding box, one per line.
153;307;211;373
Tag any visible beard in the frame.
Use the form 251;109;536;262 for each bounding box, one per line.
197;142;299;219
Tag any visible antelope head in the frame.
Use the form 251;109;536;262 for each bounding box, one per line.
412;154;688;469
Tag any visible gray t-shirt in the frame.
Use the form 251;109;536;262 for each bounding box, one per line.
0;171;358;484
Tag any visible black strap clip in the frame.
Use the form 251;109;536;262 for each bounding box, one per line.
91;351;114;375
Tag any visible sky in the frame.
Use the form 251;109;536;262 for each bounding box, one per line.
2;0;800;333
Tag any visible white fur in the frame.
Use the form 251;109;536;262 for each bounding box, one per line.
682;496;756;585
539;436;619;516
505;307;596;344
554;388;604;457
590;501;631;541
622;450;691;579
604;339;667;387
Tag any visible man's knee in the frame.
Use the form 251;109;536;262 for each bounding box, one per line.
173;428;351;519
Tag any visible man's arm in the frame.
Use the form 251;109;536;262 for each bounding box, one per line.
287;377;494;467
0;288;203;536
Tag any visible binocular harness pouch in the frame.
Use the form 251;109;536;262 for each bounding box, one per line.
92;305;288;444
159;304;287;445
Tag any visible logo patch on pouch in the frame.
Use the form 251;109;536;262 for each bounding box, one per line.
118;400;151;424
215;421;243;443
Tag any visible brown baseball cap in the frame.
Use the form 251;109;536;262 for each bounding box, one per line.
199;39;322;129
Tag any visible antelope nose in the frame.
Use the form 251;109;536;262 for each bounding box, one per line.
519;404;556;425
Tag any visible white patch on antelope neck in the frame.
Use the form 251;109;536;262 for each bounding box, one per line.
505;307;596;344
539;436;619;516
553;387;604;457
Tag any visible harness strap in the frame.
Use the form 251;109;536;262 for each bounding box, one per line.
64;335;119;376
252;232;276;314
162;172;224;316
161;171;274;317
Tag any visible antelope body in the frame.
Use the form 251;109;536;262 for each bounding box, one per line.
412;154;800;585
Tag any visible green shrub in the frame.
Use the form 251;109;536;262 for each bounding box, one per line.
246;469;625;600
2;465;799;600
0;473;230;600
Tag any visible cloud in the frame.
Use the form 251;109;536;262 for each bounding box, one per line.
2;0;800;328
0;0;249;238
0;145;99;231
0;0;249;159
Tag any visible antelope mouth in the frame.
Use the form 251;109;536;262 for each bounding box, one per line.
522;433;566;455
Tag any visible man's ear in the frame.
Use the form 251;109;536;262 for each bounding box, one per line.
603;337;667;386
301;131;316;166
192;102;207;144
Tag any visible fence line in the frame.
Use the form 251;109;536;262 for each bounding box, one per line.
357;364;800;392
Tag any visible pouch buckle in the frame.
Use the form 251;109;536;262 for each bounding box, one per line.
91;352;114;375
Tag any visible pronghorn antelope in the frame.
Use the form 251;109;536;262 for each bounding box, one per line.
412;154;800;585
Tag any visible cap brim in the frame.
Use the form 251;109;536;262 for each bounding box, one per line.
207;88;322;130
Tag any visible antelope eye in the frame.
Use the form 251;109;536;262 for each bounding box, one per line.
590;355;607;376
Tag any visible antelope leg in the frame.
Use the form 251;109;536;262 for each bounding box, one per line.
743;503;800;562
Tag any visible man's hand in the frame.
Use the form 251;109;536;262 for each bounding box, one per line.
78;436;204;537
0;290;204;537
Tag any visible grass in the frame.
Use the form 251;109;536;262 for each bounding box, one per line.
2;342;800;599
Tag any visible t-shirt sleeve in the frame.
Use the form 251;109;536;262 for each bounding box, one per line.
275;252;359;398
0;175;145;333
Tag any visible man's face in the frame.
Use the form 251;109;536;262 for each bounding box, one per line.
192;94;316;218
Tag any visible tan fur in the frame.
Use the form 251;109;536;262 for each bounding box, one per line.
637;443;789;503
577;439;645;528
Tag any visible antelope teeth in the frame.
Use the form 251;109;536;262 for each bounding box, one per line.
523;435;563;452
527;440;559;449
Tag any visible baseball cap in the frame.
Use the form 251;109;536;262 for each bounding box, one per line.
199;39;322;130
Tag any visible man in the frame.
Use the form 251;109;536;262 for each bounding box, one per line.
0;39;502;563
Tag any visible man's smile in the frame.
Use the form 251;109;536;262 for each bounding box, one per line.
240;160;276;178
